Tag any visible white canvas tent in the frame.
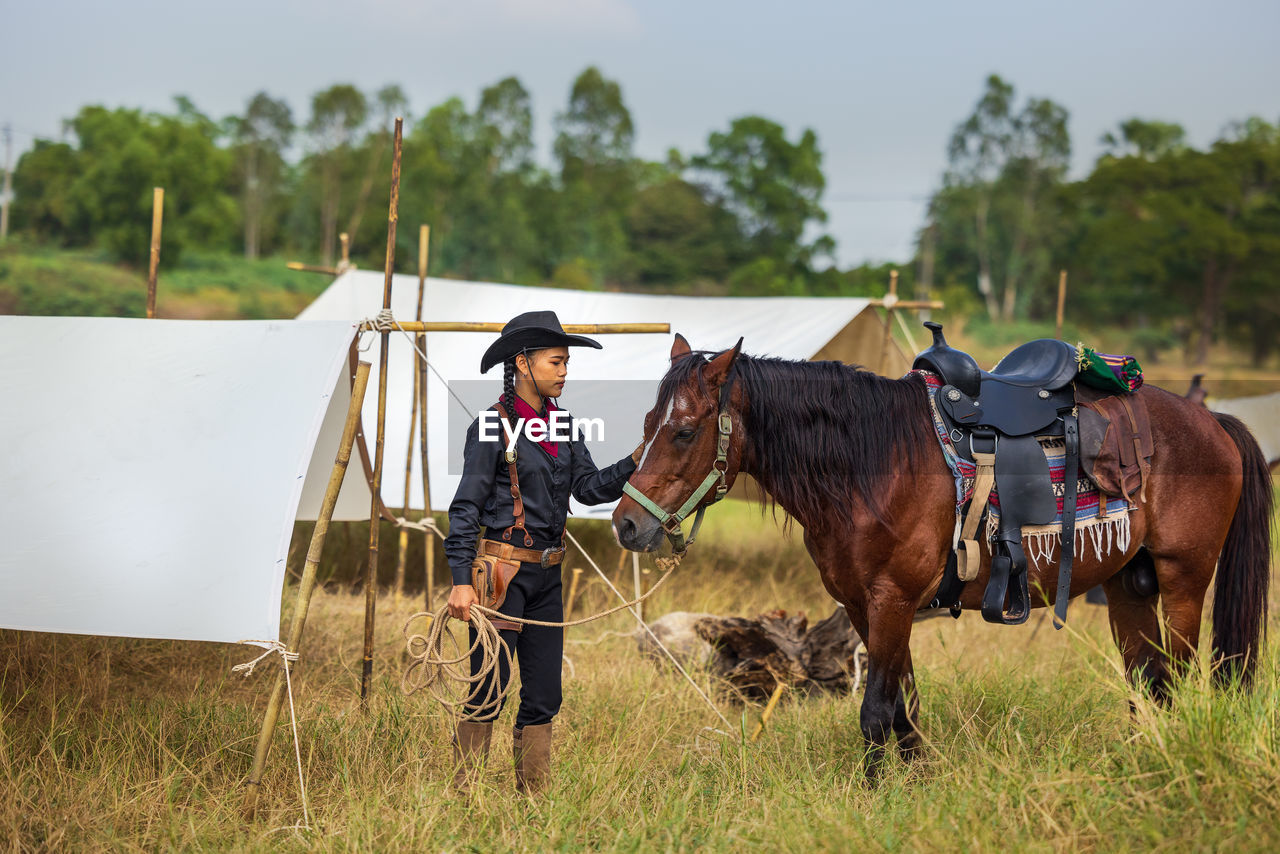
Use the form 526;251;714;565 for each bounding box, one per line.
1210;391;1280;466
298;270;910;521
0;316;370;644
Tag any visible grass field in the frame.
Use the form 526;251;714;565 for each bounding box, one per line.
2;493;1277;852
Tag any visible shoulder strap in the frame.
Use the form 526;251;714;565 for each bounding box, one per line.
495;403;533;547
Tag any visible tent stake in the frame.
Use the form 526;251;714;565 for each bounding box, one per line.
242;361;372;821
361;116;403;706
146;187;163;318
416;225;435;607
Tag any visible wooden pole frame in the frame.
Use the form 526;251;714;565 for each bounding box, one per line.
876;269;942;373
146;187;163;319
361;116;403;706
416;225;434;608
877;270;899;374
242;361;373;820
395;224;433;599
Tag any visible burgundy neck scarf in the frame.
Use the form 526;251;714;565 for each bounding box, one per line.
507;394;559;457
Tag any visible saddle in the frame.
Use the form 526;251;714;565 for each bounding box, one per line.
915;323;1091;627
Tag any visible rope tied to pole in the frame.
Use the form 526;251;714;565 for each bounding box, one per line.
233;640;311;829
368;308;398;333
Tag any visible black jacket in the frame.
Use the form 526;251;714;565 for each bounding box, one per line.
444;403;637;585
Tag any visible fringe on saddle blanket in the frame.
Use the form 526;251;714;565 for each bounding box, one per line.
914;370;1133;566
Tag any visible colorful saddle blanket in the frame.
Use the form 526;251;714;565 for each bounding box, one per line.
917;371;1132;563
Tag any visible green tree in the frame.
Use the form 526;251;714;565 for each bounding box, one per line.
227;92;293;259
691;115;831;278
11;140;81;242
478;76;534;176
626;176;732;286
306;84;367;266
24;101;236;264
344;85;408;250
552;67;636;283
1078;117;1280;364
940;74;1071;320
1101;118;1187;160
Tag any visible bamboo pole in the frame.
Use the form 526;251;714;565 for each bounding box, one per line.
870;298;943;311
286;262;342;275
394;374;417;597
749;682;786;742
395;225;432;598
361;116;403;706
1055;270;1068;340
358;321;671;334
416;225;435;607
242;361;372;821
878;270;899;374
564;567;584;620
146;188;163;318
893;306;923;355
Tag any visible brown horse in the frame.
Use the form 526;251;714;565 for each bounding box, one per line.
613;334;1272;780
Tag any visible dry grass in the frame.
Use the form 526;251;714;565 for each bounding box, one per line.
3;497;1278;852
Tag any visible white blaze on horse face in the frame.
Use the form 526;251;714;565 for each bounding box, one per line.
637;394;677;469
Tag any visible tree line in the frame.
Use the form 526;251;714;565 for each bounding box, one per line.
928;75;1280;365
9;69;1279;363
11;68;843;298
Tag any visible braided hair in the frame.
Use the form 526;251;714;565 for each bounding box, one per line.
501;357;520;442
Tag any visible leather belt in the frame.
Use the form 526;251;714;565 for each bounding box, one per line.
480;538;565;568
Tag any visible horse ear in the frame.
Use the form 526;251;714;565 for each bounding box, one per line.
670;333;691;362
706;337;743;386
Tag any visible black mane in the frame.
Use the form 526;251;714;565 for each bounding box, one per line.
652;349;933;526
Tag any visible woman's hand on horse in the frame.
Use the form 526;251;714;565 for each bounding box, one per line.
448;584;479;622
631;439;646;465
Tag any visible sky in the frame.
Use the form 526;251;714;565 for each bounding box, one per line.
3;0;1278;268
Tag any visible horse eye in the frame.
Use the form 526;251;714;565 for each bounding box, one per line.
674;428;696;442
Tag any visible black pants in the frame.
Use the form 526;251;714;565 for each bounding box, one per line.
464;558;564;727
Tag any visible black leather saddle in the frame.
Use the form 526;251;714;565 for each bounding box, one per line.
914;323;1082;628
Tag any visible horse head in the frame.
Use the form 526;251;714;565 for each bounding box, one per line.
612;333;747;553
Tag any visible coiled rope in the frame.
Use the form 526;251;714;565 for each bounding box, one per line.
402;552;685;722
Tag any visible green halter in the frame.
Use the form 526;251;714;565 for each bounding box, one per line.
622;368;736;554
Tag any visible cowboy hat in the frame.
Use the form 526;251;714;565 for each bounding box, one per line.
480;310;602;373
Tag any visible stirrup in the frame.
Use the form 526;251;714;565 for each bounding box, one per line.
981;543;1031;625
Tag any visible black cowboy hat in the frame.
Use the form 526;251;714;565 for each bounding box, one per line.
480;310;602;373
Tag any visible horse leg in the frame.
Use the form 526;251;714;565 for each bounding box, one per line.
1153;556;1212;684
1101;571;1169;706
855;592;915;783
845;602;920;762
892;650;922;761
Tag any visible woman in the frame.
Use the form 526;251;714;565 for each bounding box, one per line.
443;310;642;795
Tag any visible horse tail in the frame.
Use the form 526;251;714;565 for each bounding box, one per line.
1210;412;1273;688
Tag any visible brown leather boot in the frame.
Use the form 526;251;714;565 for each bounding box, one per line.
451;720;493;792
512;722;552;795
